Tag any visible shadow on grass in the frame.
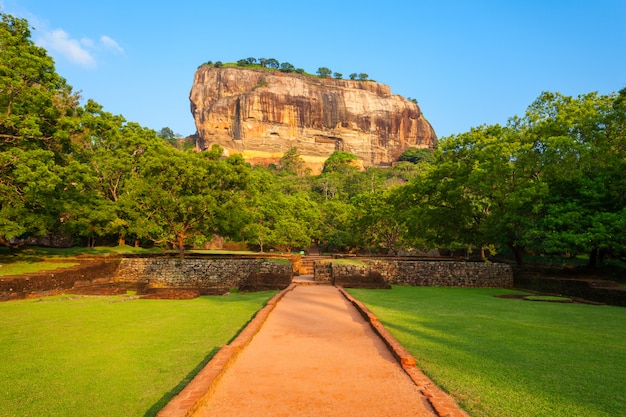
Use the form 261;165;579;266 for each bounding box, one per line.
143;347;220;417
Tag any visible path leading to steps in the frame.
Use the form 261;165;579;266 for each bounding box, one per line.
196;285;434;417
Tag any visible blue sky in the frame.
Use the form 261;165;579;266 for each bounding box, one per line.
3;0;625;138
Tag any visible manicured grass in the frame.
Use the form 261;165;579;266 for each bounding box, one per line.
347;286;626;417
188;249;259;255
523;295;572;302
0;291;277;417
0;245;164;277
0;260;80;276
328;258;367;266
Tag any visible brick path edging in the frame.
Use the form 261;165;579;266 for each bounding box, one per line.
156;284;297;417
337;287;470;417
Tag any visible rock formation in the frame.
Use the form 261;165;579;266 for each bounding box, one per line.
189;65;436;172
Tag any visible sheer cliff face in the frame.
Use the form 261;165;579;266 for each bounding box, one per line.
190;66;437;171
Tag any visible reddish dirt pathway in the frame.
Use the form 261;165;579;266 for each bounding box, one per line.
195;285;435;417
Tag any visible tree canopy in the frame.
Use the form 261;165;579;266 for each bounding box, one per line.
3;13;625;264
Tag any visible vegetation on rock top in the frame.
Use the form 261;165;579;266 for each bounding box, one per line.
199;56;371;81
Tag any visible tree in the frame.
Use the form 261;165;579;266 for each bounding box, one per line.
158;127;175;139
277;147;305;175
245;57;257;65
126;146;250;257
0;14;79;156
358;73;369;81
520;91;626;266
73;100;167;246
316;67;332;78
279;62;295;73
398;147;435;165
402;124;547;264
322;150;358;174
266;58;279;69
349;73;358;80
157;126;180;148
333;72;343;79
240;169;274;252
0;13;84;247
0;148;62;247
267;192;320;252
241;170;319;253
352;190;408;254
318;199;357;252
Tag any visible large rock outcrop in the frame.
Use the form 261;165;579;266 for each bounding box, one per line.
190;65;436;172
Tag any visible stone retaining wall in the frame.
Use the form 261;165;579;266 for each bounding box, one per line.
320;260;514;288
115;258;293;293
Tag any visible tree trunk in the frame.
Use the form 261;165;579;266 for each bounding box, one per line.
178;235;185;258
598;249;607;265
118;235;125;246
588;247;598;269
0;236;17;248
510;244;524;266
480;246;486;261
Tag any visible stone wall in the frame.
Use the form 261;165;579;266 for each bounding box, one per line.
115;258;293;293
319;260;514;288
313;262;332;283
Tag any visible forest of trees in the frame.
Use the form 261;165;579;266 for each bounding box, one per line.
1;14;625;265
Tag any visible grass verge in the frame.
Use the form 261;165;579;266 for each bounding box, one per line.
346;286;626;417
0;291;277;417
0;245;164;277
0;261;80;276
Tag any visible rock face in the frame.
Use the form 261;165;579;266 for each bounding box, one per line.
189;66;436;172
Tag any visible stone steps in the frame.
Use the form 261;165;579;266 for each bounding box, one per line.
299;256;332;275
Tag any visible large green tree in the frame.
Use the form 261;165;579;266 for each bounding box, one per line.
520;91;626;266
0;14;79;155
126;145;250;257
242;168;320;253
0;148;61;246
351;189;408;254
0;14;83;247
77;101;164;245
402;124;547;264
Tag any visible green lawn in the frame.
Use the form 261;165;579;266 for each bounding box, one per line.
0;245;162;277
0;291;276;417
0;260;80;276
347;286;626;417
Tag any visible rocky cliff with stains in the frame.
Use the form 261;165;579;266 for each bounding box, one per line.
189;65;437;172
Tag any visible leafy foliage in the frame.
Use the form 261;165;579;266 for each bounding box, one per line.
2;13;625;263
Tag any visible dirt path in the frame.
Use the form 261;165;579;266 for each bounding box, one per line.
195;285;436;417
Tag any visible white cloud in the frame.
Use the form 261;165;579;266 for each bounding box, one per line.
38;29;96;68
81;37;95;48
100;35;124;54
